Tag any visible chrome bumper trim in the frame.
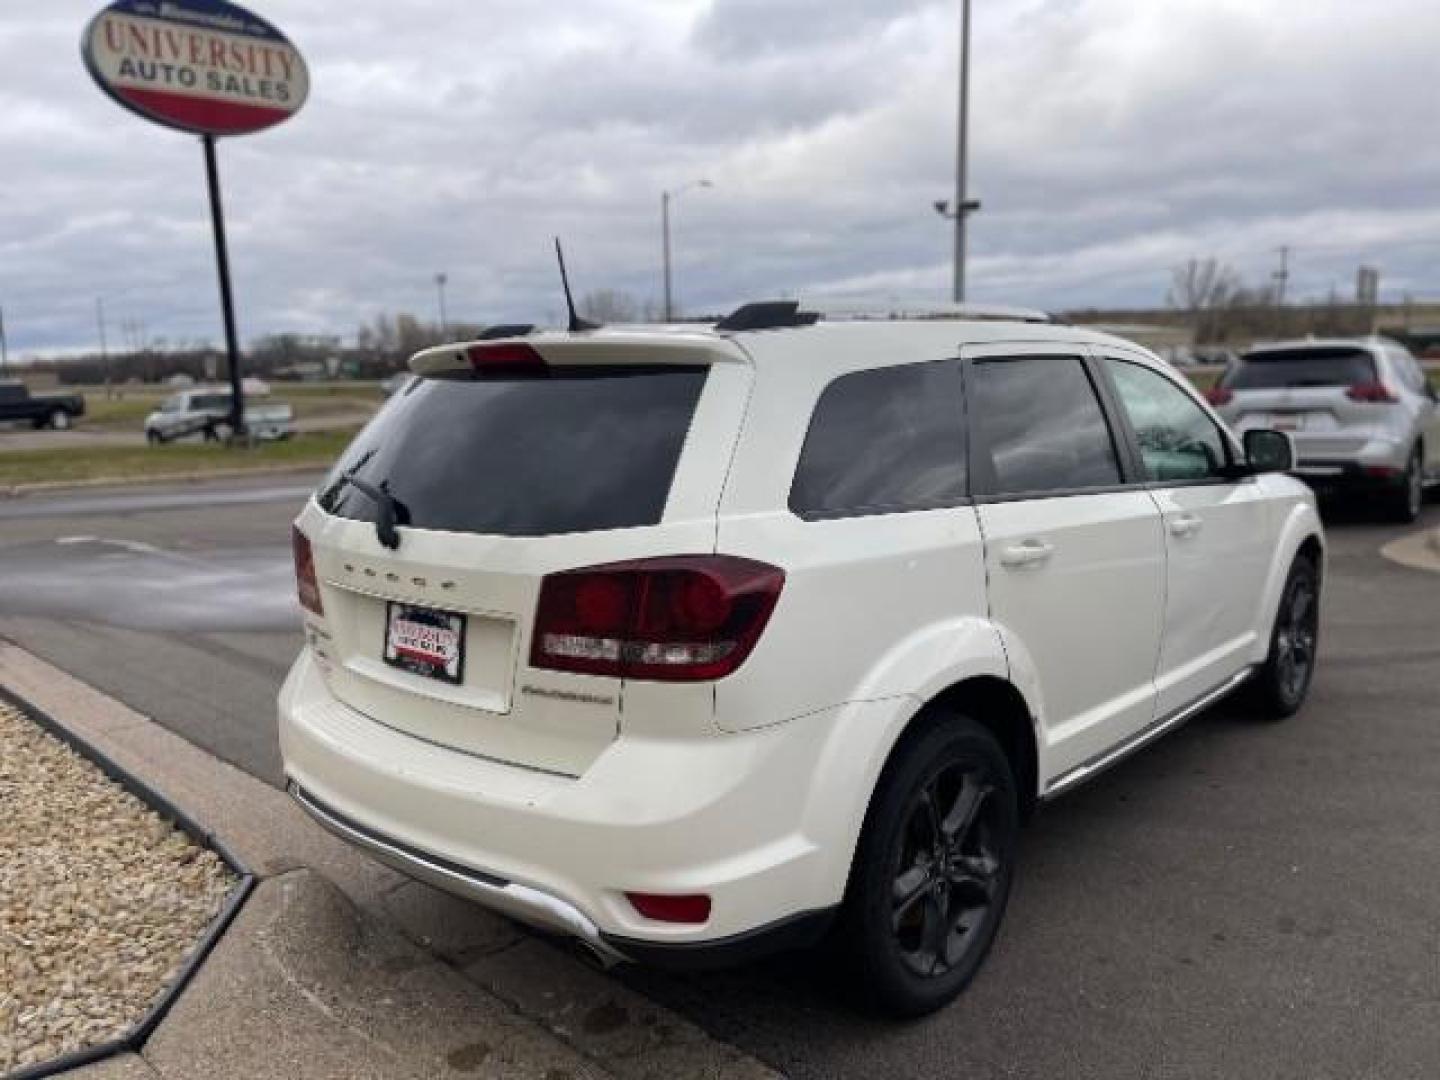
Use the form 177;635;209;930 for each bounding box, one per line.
288;782;628;967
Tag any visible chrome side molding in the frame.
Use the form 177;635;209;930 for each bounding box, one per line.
1043;667;1254;800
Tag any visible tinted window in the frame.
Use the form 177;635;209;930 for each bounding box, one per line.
1108;360;1229;482
970;357;1121;496
1225;348;1376;390
790;360;967;518
192;394;232;411
320;366;707;537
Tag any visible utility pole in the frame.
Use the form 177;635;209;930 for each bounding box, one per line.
1273;246;1291;307
953;0;972;303
96;297;111;397
1271;246;1290;338
0;304;9;378
435;272;449;339
661;191;673;322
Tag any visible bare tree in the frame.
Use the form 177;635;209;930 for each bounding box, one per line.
580;289;641;323
1167;257;1242;343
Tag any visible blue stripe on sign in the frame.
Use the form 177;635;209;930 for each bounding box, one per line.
107;0;290;44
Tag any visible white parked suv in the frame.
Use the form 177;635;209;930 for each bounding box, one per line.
280;303;1325;1016
1207;337;1440;521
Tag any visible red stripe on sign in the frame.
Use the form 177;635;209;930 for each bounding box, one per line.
117;85;293;136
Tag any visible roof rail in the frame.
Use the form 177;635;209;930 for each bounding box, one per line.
715;298;1052;332
802;298;1053;324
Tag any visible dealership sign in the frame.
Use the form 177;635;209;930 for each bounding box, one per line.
81;0;308;137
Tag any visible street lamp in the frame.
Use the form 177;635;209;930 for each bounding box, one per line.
947;0;975;302
661;179;713;321
434;272;449;339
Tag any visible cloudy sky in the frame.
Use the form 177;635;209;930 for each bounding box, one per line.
4;0;1439;356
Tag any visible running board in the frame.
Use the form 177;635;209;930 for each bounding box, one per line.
1043;668;1254;800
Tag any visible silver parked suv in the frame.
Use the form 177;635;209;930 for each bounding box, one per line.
1207;338;1440;521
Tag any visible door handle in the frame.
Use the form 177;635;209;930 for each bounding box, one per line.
1168;514;1203;538
999;539;1055;569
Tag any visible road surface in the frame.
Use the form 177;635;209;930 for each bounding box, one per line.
1;476;1436;1079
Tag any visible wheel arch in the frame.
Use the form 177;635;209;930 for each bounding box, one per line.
1249;499;1327;665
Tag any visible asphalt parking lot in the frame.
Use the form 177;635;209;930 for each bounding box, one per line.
0;477;1436;1079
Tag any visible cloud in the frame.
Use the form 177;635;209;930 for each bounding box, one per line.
2;0;1438;355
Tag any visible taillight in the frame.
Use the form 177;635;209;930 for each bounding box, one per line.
626;892;712;924
465;342;545;372
1205;386;1234;407
1346;381;1397;403
292;525;324;615
530;556;784;682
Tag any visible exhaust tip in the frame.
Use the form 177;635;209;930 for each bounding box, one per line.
569;937;621;971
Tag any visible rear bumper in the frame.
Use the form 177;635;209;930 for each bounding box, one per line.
289;781;628;965
278;649;872;957
1292;458;1409;494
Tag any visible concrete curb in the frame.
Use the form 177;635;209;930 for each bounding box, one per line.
0;643;781;1080
1379;526;1440;574
1;465;328;500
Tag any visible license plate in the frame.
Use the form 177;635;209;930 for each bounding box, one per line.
1269;413;1305;431
384;603;465;684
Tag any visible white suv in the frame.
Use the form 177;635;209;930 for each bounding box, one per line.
280;304;1324;1016
1207;338;1440;521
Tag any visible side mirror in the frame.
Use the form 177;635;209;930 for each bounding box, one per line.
1244;429;1294;474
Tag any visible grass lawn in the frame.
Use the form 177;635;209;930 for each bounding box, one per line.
0;429;354;488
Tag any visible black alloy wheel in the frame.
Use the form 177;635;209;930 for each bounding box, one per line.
838;716;1018;1017
890;762;1004;979
1251;555;1320;719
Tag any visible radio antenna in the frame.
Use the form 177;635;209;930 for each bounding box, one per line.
554;239;600;332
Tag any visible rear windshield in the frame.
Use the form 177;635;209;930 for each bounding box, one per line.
318;366;708;537
1224;348;1376;390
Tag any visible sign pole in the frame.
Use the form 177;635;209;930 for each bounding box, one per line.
202;133;245;437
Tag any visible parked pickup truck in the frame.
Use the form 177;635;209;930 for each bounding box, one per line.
0;382;86;430
144;388;295;444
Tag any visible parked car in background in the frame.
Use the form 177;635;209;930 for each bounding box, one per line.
245;400;296;441
0;381;86;430
1207;338;1440;521
144;387;294;444
282;303;1324;1018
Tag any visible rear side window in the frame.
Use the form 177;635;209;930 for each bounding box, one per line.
790;360;967;519
969;356;1121;496
1225;348;1376;390
320;366;708;537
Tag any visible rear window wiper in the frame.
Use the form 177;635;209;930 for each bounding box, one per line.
329;470;412;550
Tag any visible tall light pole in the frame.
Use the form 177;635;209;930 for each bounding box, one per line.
0;304;9;378
434;272;449;338
661;179;712;321
954;0;973;302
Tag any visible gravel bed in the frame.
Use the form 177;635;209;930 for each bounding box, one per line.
0;701;237;1073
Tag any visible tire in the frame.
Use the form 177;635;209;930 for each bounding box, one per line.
48;409;71;431
834;714;1019;1018
1248;555;1320;720
146;429;162;446
1386;446;1423;524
